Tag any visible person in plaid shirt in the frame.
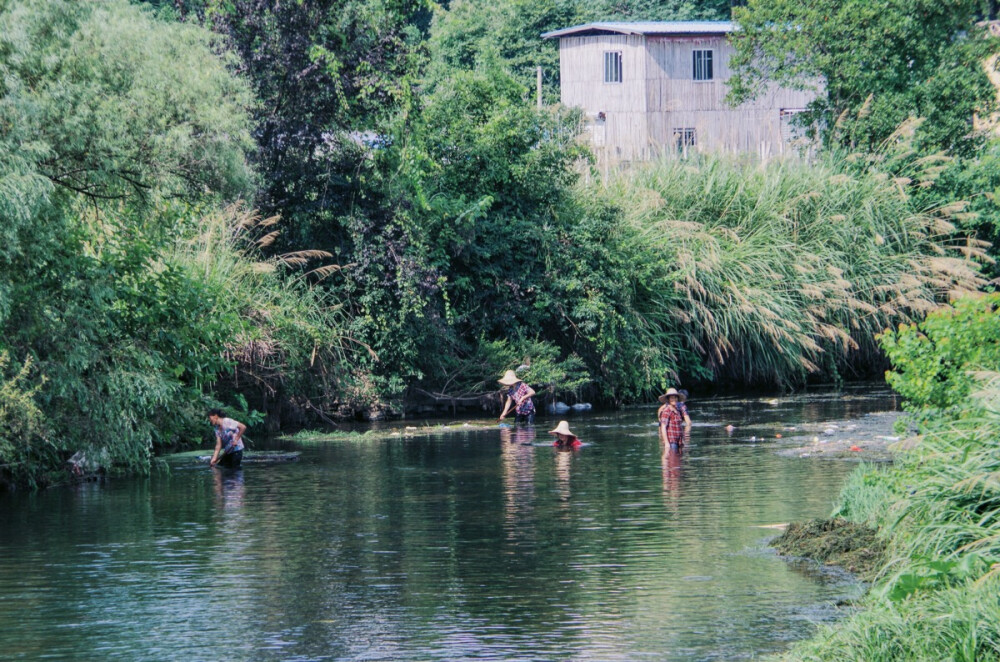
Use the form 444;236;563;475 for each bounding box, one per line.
498;370;536;425
657;388;691;448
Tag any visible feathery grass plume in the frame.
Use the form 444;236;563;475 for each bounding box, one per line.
598;153;986;388
170;205;356;416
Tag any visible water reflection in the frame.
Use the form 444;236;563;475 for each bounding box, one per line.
662;443;684;504
0;387;899;661
554;447;573;508
212;466;245;510
500;426;536;534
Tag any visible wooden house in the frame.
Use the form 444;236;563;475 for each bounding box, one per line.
541;21;820;162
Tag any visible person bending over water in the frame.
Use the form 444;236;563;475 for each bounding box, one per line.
657;388;691;449
498;370;536;425
549;420;582;450
208;409;247;468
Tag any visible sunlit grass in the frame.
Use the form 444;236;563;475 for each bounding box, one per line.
600;154;986;387
777;374;1000;661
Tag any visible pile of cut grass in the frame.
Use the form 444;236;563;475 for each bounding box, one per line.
773;518;887;581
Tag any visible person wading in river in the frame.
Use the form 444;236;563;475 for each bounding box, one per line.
657;388;691;449
549;420;582;450
498;370;536;425
208;409;247;469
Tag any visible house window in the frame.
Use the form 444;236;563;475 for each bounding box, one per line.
604;51;623;83
673;128;696;151
693;50;713;81
780;108;807;142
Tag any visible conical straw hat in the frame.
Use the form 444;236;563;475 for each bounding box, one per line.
658;387;686;403
498;370;521;386
549;421;576;437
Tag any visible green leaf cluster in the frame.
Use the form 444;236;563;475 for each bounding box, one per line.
728;0;999;156
0;0;347;487
879;293;1000;422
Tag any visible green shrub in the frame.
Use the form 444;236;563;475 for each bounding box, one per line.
879;293;1000;422
0;353;55;488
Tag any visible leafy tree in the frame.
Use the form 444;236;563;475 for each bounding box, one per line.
0;0;281;486
426;0;578;103
338;65;588;402
581;0;733;21
879;294;1000;422
167;0;429;253
728;0;999;155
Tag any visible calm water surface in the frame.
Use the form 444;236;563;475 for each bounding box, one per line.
0;388;899;661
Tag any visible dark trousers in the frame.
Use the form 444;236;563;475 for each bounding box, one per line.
219;449;243;468
515;412;535;425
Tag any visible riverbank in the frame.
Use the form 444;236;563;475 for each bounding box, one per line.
768;299;1000;661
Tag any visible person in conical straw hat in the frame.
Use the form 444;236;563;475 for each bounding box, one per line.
498;370;536;425
657;387;691;449
549;420;581;449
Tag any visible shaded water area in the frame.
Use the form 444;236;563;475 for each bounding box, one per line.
0;387;900;661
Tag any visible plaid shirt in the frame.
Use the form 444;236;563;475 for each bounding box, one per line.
659;404;684;444
507;382;535;415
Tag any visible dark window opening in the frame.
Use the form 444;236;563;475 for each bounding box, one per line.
673;127;696;152
693;50;713;81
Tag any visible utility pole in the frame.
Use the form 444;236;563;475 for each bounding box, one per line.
537;66;543;108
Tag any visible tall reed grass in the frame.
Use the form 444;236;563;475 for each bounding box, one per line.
601;154;986;387
168;205;356;416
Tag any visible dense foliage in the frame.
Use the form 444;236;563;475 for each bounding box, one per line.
4;0;1000;488
880;294;1000;420
728;0;998;156
0;0;344;487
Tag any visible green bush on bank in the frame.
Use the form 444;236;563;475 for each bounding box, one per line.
880;293;1000;422
777;295;1000;661
0;1;348;488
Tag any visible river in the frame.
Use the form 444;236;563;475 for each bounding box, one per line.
0;387;899;661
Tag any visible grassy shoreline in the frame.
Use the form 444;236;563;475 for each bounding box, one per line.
770;297;1000;661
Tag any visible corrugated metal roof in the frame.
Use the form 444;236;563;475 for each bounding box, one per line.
541;21;735;39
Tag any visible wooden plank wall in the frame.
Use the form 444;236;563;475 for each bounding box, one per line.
559;33;820;165
559;35;650;161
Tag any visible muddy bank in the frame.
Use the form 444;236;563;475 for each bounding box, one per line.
772;518;888;581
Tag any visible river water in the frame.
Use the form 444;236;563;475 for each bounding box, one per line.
0;387;899;661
